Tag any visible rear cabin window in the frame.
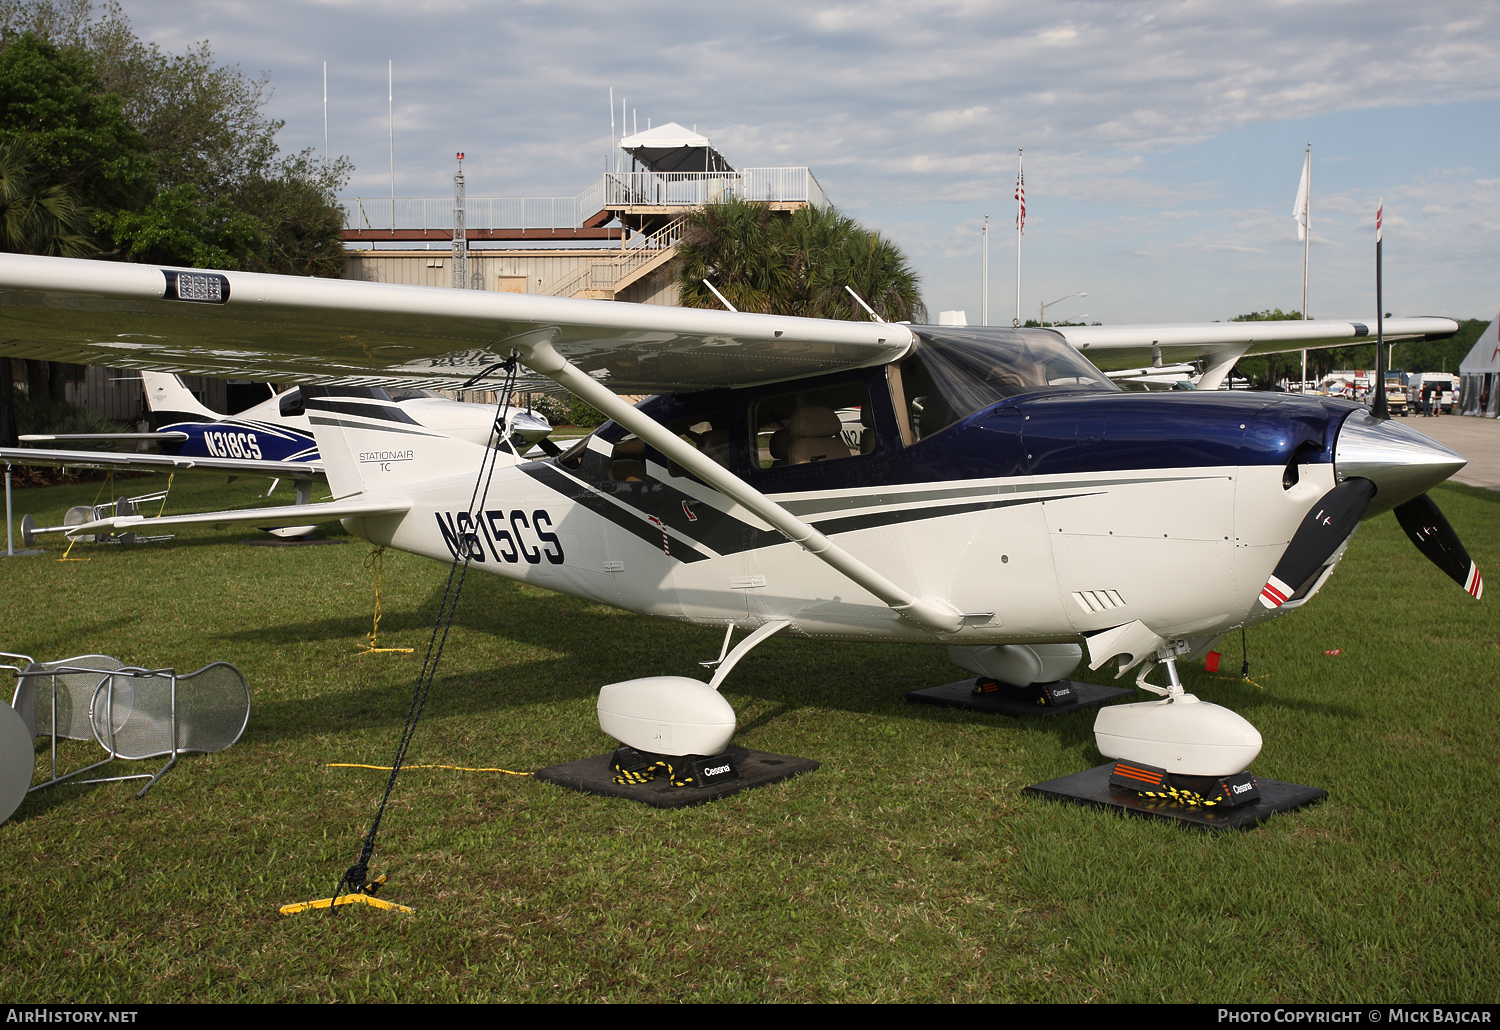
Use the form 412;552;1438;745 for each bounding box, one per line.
752;382;873;469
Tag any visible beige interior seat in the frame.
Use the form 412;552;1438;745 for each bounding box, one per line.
610;438;646;482
785;406;852;465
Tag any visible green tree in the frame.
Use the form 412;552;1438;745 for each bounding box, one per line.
0;30;148;211
678;198;926;322
0;0;351;273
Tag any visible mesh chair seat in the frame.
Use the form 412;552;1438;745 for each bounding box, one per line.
15;655;124;741
91;662;250;761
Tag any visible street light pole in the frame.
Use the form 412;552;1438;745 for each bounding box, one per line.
1040;292;1087;327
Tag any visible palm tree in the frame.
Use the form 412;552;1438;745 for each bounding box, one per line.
0;137;94;257
678;198;926;323
0;137;94;445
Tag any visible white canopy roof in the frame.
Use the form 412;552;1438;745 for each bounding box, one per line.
1458;313;1500;374
618;122;732;173
618;122;710;150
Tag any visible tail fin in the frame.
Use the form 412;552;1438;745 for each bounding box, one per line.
141;372;217;421
303;387;501;497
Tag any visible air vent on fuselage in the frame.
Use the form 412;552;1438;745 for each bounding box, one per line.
1073;590;1126;613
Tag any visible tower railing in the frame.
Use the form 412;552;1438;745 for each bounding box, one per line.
342;169;825;234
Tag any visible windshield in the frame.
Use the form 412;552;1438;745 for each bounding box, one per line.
900;327;1116;440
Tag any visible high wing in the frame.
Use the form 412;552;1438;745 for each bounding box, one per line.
1055;317;1459;388
0;445;324;480
0;253;909;393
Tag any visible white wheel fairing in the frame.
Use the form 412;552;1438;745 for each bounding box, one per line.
1093;694;1262;777
596;676;737;757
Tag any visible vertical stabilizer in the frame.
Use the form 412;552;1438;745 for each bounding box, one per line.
141;372;218;421
302;387;502;498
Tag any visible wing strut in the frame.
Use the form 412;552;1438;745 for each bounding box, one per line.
1196;343;1252;392
520;336;965;635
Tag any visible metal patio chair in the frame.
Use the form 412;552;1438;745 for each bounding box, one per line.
3;654;250;819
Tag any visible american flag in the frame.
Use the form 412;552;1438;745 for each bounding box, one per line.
1015;168;1026;234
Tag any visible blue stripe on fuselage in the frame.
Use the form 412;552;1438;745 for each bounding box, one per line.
158;420;319;463
616;382;1355;495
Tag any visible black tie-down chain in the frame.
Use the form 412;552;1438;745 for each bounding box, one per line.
331;355;521;909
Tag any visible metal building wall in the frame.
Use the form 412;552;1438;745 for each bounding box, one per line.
344;249;639;297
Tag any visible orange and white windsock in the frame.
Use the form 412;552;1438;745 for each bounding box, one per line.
1376;198;1383;243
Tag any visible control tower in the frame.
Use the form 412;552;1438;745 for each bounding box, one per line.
339;125;825;304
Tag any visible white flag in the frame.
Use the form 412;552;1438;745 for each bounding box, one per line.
1292;153;1310;242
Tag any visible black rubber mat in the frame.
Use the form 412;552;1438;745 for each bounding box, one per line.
1023;762;1328;830
534;745;819;809
906;679;1134;718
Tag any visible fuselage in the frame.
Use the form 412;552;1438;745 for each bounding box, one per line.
153;385;549;465
337;362;1360;651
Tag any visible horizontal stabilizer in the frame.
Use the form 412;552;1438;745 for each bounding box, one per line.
20;432;189;442
70;497;410;535
0;446;323;479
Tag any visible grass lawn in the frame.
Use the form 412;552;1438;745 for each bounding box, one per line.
0;472;1496;1002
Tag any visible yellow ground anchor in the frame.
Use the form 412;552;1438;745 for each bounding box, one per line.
356;546;414;655
58;470;115;562
280;875;415;916
327;763;532;776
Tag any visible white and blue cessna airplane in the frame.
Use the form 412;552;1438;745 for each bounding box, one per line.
0;254;1479;792
2;370;554;503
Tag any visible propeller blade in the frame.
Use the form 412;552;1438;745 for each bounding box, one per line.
1259;478;1376;610
1394;493;1484;599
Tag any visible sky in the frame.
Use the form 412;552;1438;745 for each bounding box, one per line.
119;0;1500;325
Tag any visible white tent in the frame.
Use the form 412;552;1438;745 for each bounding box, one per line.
1457;311;1499;417
618;122;733;174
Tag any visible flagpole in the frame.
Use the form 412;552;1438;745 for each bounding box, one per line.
981;215;989;326
1373;198;1388;421
1302;143;1310;390
1015;148;1023;328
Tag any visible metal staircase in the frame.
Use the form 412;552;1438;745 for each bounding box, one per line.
541;217;686;300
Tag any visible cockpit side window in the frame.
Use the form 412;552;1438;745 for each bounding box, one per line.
278;387;305;417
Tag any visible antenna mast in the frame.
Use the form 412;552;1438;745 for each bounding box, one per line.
452;153;466;290
393;61;399;232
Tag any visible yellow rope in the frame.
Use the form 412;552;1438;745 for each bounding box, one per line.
327;763;532;776
57;471;114;562
155;473;174;518
1213;673;1267;692
356;546;414;655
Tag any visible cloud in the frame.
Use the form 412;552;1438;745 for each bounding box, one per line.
107;0;1499;320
